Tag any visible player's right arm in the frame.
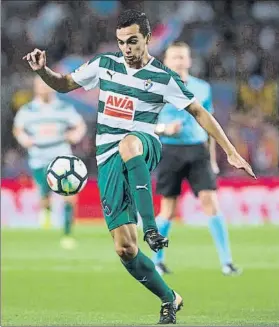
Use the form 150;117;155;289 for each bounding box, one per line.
13;107;33;148
23;48;100;93
22;49;80;93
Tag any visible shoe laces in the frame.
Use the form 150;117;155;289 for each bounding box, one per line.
161;302;172;316
145;229;158;241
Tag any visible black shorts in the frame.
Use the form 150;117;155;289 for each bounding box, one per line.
156;143;217;197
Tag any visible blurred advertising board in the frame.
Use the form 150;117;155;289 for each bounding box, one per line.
1;177;279;227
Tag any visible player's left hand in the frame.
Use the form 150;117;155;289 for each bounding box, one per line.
65;132;80;144
227;151;256;179
164;121;182;136
211;161;220;175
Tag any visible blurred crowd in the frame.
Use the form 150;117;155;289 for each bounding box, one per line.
2;0;279;178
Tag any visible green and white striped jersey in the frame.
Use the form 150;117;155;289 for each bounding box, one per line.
14;97;83;169
71;52;195;166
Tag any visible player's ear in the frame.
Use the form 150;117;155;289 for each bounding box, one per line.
146;33;151;44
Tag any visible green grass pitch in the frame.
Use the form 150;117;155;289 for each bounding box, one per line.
2;223;279;326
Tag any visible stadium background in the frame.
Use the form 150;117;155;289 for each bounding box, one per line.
2;0;278;226
1;1;279;326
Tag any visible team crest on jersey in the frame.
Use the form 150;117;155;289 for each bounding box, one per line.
144;79;153;91
104;92;137;121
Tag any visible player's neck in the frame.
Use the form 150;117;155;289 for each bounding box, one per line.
180;71;189;83
126;52;152;69
34;95;55;104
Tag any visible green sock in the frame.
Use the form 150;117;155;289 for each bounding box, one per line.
122;249;175;303
64;202;73;235
125;155;157;234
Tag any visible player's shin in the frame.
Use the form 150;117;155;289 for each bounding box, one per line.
125;155;157;233
153;216;172;264
39;196;51;229
208;214;232;266
121;248;175;303
63;202;74;235
40;206;51;229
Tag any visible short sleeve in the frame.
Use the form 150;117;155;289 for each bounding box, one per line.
13;106;28;128
203;85;214;114
164;74;196;110
65;105;84;127
71;56;101;91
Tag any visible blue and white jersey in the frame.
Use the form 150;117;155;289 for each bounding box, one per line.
14;97;83;169
158;75;214;145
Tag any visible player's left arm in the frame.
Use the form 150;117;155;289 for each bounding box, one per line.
64;106;87;144
164;75;256;178
186;100;255;178
203;85;219;174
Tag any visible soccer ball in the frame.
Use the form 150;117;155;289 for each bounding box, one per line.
46;155;88;196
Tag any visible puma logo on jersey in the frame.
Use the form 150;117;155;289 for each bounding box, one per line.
104;92;136;121
106;70;116;79
136;184;148;190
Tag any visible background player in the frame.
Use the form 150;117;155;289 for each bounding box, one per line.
22;9;254;324
154;41;241;276
13;76;87;249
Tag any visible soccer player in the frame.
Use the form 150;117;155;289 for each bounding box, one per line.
22;9;255;324
13;76;87;249
153;41;241;276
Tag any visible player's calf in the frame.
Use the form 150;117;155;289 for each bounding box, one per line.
39;195;51;229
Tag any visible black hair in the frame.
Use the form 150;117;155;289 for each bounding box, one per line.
116;9;151;37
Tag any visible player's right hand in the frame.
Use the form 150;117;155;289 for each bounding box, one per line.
22;48;46;71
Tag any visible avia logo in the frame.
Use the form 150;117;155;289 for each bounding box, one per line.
144;79;153;91
104;92;137;121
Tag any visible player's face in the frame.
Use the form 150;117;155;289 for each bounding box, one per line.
116;24;149;67
164;46;192;75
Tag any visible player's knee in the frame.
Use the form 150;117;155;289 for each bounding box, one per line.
115;242;138;261
198;191;218;216
119;135;143;162
159;209;175;220
64;195;76;206
160;197;177;220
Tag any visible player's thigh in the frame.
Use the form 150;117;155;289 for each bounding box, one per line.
128;131;162;172
32;166;51;198
111;223;138;250
98;153;138;231
156;147;184;197
187;158;217;197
